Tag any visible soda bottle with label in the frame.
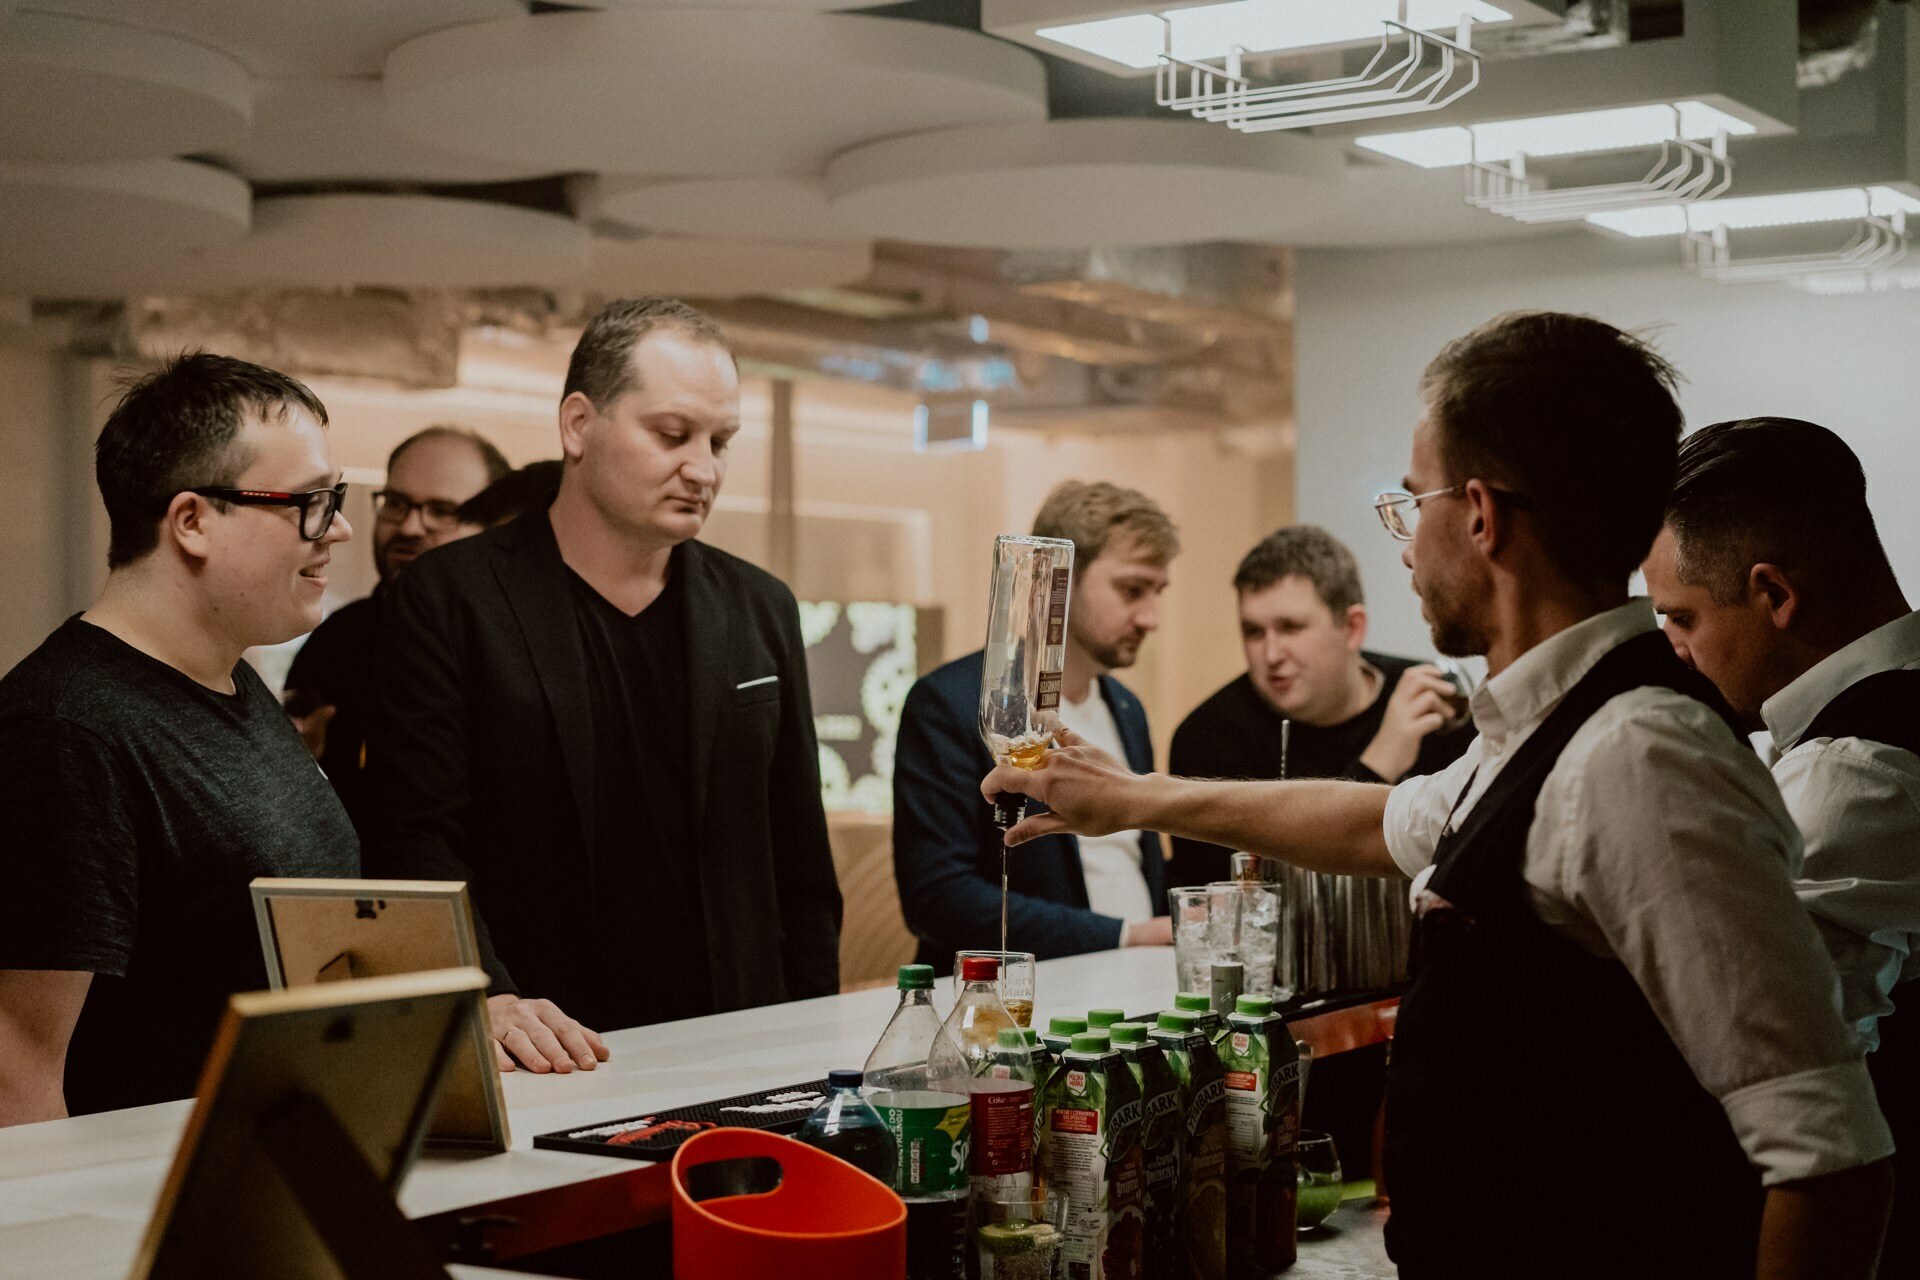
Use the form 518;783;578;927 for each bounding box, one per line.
1112;1022;1183;1280
1219;994;1299;1275
866;964;971;1280
1152;1010;1227;1280
1039;1030;1144;1280
966;1026;1037;1201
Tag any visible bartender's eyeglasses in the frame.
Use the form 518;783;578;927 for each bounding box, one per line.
189;483;348;541
1373;483;1530;541
373;489;465;532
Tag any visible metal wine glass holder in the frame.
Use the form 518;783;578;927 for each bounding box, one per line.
1155;16;1482;134
1468;124;1734;224
1683;207;1910;285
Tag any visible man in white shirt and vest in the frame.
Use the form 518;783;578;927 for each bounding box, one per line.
984;314;1893;1278
1644;415;1918;1275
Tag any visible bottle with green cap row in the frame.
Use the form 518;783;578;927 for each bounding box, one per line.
1086;1007;1127;1031
1174;990;1227;1045
1039;1030;1144;1280
1042;1015;1087;1061
864;964;969;1280
1152;1008;1228;1280
1219;993;1300;1276
1113;1022;1183;1279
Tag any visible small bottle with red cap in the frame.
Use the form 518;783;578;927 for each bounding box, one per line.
931;955;1034;1201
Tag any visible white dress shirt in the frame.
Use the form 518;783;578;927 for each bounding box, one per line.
1384;600;1892;1186
1761;609;1920;1054
1056;685;1155;944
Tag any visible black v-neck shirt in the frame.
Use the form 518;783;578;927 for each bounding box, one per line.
0;618;359;1114
566;557;714;1027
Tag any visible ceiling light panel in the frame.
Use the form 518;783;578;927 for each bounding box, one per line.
1358;101;1757;168
1588;186;1920;237
1035;0;1513;72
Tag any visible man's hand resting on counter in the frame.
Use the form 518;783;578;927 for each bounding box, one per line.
488;993;611;1074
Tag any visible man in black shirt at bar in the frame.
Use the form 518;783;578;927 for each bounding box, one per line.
283;425;508;833
0;354;361;1124
1169;525;1472;887
369;297;842;1036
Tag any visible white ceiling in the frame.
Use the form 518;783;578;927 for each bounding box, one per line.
590;235;875;297
590;177;860;246
381;10;1049;177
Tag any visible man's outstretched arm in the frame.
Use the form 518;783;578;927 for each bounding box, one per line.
983;728;1402;879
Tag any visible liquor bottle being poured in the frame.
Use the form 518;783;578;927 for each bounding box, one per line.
980;534;1075;955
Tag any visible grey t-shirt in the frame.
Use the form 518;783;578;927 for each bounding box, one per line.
0;618;359;1114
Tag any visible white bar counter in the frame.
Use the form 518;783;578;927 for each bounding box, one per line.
0;947;1392;1278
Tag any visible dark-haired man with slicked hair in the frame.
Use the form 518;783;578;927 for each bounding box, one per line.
370;297;842;1043
984;313;1894;1278
1645;416;1919;1276
0;353;359;1125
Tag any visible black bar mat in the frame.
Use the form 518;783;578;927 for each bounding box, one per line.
532;1078;832;1161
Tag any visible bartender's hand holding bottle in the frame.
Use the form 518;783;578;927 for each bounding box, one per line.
983;726;1151;847
1357;664;1458;783
487;993;611;1074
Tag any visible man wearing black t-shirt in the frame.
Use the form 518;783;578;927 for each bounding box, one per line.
1169;526;1472;888
0;354;364;1124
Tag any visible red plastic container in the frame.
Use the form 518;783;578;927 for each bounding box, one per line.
671;1128;907;1279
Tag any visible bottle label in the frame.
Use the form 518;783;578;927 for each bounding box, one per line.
874;1092;971;1196
1047;568;1070;645
970;1081;1035;1181
1037;671;1061;712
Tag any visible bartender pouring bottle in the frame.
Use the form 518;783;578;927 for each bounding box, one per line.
985;312;1894;1280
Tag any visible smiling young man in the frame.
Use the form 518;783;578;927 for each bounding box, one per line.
1645;417;1919;1275
1168;526;1472;887
894;481;1178;965
983;314;1894;1279
283;425;508;831
368;298;842;1041
0;354;361;1124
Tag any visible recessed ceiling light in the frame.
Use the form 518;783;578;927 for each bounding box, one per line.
1356;101;1757;169
1035;0;1510;72
1587;186;1920;237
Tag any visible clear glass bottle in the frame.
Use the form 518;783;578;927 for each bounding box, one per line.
979;534;1076;831
866;964;970;1280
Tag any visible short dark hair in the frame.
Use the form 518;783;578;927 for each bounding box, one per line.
1233;525;1365;613
1030;480;1180;567
387;424;510;484
96;352;329;569
457;459;564;528
1666;417;1891;603
1420;311;1684;582
562;297;733;409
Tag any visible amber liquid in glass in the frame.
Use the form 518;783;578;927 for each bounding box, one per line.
998;740;1050;956
1003;999;1035;1029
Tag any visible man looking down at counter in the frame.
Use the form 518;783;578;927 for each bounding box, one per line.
369;297;842;1045
984;313;1894;1279
0;354;360;1124
1169;524;1473;888
895;481;1177;965
1644;417;1919;1275
283;424;509;833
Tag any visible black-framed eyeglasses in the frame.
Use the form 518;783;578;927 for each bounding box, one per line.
373;489;465;532
189;483;347;541
1373;483;1530;541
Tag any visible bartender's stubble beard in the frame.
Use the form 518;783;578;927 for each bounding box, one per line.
1414;562;1490;659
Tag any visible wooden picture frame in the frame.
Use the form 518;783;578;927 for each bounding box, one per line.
250;878;510;1152
129;968;488;1280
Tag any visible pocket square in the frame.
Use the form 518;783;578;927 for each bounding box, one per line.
735;675;779;690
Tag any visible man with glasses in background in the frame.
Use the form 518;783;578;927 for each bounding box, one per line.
0;353;360;1124
985;312;1894;1278
283;426;509;832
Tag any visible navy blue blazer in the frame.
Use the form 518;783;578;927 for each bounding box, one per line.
892;649;1167;967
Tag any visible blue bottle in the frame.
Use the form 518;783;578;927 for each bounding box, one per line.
797;1068;898;1183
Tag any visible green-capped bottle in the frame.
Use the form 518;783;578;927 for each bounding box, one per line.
1086;1007;1127;1031
1174;990;1227;1045
1113;1021;1183;1279
864;964;969;1280
1039;1031;1144;1280
1152;1009;1227;1280
1219;994;1300;1275
1042;1015;1088;1061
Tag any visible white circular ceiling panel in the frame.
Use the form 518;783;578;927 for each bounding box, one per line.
591;177;860;245
588;235;873;298
385;11;1048;177
572;0;896;8
827;119;1348;250
0;11;251;162
0;159;250;296
212;78;556;185
35;0;527;77
200;195;593;290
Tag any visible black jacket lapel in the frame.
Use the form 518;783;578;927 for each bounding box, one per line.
682;540;729;834
493;516;599;859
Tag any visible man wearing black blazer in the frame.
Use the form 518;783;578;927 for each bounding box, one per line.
368;299;842;1055
894;482;1178;966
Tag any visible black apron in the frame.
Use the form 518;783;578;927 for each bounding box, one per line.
1384;631;1761;1279
1794;666;1920;1280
